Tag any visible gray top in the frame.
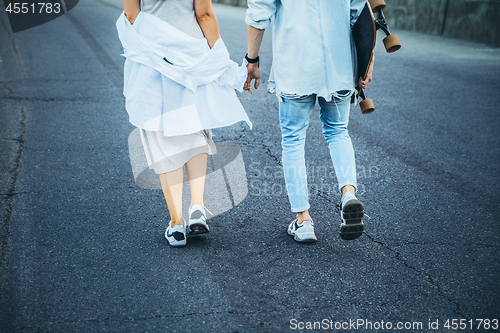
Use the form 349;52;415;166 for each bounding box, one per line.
141;0;204;39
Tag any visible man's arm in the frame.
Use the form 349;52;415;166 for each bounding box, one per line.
244;26;265;94
194;0;220;49
123;0;140;25
244;0;275;93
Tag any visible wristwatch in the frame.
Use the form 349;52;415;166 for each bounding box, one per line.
245;53;259;67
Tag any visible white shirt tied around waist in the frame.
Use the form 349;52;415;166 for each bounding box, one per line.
116;11;252;137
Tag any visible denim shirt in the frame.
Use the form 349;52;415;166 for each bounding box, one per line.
246;0;367;101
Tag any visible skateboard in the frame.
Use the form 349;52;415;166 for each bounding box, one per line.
352;0;401;114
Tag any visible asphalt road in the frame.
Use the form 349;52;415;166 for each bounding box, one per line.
1;1;499;332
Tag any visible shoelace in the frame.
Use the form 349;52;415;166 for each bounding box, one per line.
204;206;213;216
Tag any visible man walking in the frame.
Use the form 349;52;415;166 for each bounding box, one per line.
244;0;373;242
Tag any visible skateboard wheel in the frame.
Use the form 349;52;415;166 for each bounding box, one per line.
383;34;401;53
360;99;375;114
368;0;386;11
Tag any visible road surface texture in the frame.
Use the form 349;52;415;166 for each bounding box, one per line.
1;1;499;332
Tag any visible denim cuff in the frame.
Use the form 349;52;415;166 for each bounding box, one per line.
291;203;311;213
338;182;358;193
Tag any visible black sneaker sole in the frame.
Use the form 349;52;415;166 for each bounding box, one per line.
189;223;210;235
340;199;365;240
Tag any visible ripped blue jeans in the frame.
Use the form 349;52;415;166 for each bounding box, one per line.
279;93;357;213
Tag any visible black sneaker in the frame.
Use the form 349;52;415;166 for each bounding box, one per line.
339;197;365;240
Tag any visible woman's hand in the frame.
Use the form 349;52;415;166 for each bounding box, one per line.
359;54;374;90
125;13;138;25
123;0;140;25
244;63;260;94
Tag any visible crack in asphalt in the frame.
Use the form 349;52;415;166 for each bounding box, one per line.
1;3;495;330
0;15;25;272
217;118;487;331
392;240;499;248
0;104;26;269
217;133;282;166
0;13;20;63
349;117;500;219
363;232;479;332
1;137;22;142
0;77;123;103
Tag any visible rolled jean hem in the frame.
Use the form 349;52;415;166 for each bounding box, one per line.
291;203;310;213
338;182;358;193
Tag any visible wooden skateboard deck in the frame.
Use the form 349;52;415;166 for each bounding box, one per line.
352;2;376;114
352;0;401;114
353;3;376;84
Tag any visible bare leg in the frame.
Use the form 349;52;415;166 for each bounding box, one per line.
185;153;207;208
341;185;356;200
159;167;184;227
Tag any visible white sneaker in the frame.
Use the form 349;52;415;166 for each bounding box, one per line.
340;194;365;240
188;204;210;235
165;223;186;247
287;219;317;243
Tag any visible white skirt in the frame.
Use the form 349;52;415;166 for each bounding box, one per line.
139;128;216;174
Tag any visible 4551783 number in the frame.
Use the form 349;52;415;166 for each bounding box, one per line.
5;3;61;14
444;319;498;330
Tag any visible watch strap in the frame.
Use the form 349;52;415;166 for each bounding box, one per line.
245;53;259;64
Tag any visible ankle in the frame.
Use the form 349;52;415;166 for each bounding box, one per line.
170;216;184;227
190;202;204;209
341;191;356;201
341;185;356;199
297;211;312;224
341;191;357;206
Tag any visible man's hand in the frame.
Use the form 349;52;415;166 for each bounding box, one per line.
244;63;260;94
359;54;374;90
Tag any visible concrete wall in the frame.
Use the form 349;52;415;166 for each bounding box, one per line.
213;0;247;6
214;0;500;46
383;0;500;46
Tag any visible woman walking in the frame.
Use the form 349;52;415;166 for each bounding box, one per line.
118;0;251;247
